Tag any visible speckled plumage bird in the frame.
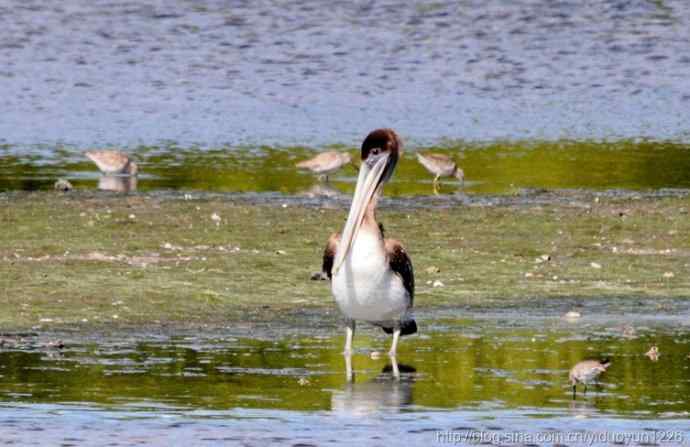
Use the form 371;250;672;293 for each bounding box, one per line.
85;150;138;176
296;151;352;181
569;358;610;398
415;152;464;194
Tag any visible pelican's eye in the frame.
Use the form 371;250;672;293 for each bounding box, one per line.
371;148;380;156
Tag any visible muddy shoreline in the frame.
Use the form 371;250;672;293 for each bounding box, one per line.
4;185;690;209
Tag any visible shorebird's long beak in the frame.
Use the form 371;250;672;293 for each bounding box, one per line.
333;152;390;274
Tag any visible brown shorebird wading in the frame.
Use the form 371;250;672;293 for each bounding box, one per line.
321;129;415;380
569;358;610;398
416;152;464;194
85;150;138;176
296;151;352;181
645;345;659;361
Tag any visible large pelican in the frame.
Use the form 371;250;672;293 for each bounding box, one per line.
322;129;416;358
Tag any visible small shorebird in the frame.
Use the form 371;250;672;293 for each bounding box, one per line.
85;150;138;176
296;151;352;181
415;152;464;194
569;358;611;398
53;179;73;192
322;129;416;373
645;345;659;361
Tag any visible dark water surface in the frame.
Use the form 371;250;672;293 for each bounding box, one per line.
1;312;689;446
1;0;690;147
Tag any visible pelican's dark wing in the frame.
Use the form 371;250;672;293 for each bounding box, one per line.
322;232;340;280
382;238;416;336
385;239;414;306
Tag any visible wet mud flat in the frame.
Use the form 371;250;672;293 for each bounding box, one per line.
2;189;690;330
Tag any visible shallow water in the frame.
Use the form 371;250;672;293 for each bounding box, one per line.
1;312;689;445
3;140;690;195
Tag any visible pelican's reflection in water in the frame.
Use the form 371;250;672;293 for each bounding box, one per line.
98;175;137;192
332;357;416;416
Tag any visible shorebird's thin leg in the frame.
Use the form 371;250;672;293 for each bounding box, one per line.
388;327;401;357
390;355;400;381
344;320;355;355
583;384;588;395
572;384;577;400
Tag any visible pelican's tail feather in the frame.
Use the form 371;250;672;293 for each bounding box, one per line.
381;319;417;336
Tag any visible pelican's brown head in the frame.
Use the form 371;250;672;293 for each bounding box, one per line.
332;129;402;274
361;128;401;188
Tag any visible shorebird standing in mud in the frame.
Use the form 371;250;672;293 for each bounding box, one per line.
415;152;464;194
569;358;611;398
296;151;352;182
321;129;415;379
85;150;139;176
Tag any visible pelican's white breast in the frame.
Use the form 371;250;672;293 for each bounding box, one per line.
331;228;409;322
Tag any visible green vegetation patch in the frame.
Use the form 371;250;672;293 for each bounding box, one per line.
2;191;690;331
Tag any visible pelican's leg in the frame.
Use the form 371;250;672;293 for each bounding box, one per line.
583;384;588;395
433;175;440;195
344;320;355;382
344;320;355;355
388;327;401;357
572;384;577;400
390;355;400;381
345;350;354;382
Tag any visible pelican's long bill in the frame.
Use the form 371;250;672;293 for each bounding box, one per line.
332;152;390;274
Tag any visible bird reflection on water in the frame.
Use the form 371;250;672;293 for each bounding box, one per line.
332;359;417;416
97;175;138;192
299;183;344;199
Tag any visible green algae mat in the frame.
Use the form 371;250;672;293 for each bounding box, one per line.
2;191;689;331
